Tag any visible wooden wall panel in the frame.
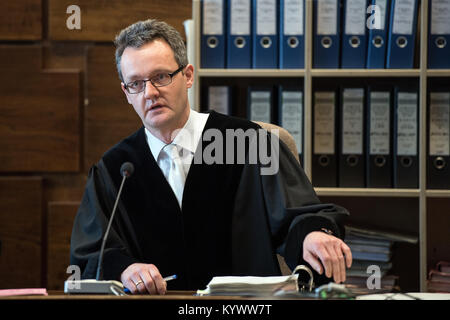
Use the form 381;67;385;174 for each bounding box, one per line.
44;174;86;203
0;46;82;173
0;46;42;72
0;177;43;289
85;45;141;169
47;202;79;290
43;43;87;71
0;0;42;40
48;0;191;41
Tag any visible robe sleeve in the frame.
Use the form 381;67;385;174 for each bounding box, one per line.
70;160;139;280
260;132;350;283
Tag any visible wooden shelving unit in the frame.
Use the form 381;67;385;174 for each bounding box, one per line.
191;0;449;292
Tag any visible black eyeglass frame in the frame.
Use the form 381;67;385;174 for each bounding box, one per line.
123;65;186;94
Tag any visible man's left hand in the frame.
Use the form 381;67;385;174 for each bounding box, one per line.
303;231;352;283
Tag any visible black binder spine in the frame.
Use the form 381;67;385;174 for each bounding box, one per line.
312;90;338;187
338;87;366;187
393;87;419;188
427;91;450;189
366;87;393;188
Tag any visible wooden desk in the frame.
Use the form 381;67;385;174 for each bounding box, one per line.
0;290;288;300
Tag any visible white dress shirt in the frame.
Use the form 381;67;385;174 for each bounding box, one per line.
145;109;210;207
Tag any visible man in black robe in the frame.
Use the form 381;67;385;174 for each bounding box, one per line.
70;19;352;295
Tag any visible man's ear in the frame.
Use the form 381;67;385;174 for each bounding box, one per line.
121;82;132;104
184;64;194;89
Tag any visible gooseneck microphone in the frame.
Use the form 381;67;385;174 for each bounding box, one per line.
64;162;134;295
96;162;134;281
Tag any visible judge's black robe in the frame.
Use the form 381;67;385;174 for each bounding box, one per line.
70;111;349;290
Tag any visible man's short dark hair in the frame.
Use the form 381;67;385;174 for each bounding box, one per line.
114;19;188;82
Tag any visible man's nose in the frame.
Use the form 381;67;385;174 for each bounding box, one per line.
144;80;159;100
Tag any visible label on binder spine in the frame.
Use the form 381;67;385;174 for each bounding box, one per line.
429;92;450;156
250;91;271;123
431;0;450;35
230;0;251;35
208;86;230;115
203;0;223;35
317;0;338;35
314;92;335;155
284;0;304;35
282;91;303;154
392;0;415;35
345;0;367;35
370;92;390;155
256;0;277;35
342;88;364;155
397;92;418;156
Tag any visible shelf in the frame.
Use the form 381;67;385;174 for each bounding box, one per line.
426;69;450;77
196;69;424;78
315;188;450;198
310;69;421;77
315;187;420;197
426;190;450;198
197;69;305;77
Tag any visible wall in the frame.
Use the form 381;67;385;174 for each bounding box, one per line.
0;0;191;290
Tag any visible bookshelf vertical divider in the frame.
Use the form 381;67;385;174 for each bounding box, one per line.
419;0;428;292
304;0;313;180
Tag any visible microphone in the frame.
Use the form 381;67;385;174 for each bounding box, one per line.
120;162;134;178
64;162;134;295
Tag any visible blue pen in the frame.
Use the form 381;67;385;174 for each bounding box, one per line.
123;274;177;294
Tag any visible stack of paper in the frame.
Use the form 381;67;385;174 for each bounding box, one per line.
428;261;450;293
196;274;299;296
343;225;418;294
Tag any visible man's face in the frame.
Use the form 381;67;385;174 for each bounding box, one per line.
120;39;193;136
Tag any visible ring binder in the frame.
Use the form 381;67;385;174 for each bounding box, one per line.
366;0;390;68
280;0;305;69
341;0;368;68
393;87;419;188
366;88;392;188
427;91;450;189
339;87;366;187
428;0;450;68
386;0;418;69
313;0;340;68
227;0;252;68
312;90;338;187
201;0;226;68
252;0;278;68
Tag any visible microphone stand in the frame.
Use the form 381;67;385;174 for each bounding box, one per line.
64;163;133;295
95;173;127;281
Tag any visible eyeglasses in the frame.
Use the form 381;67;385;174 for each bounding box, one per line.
124;65;185;94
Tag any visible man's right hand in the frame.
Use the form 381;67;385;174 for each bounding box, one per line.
120;263;167;295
